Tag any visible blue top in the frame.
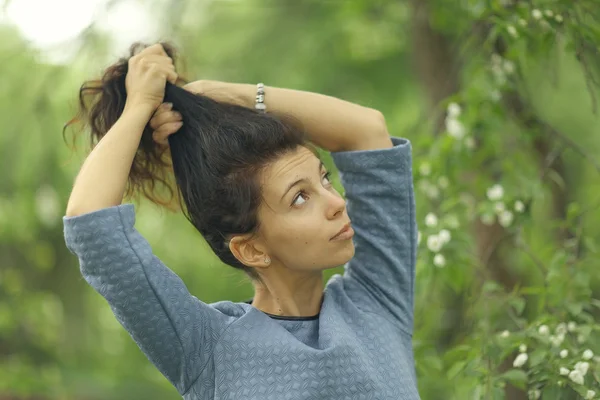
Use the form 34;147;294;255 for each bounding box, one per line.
63;136;420;400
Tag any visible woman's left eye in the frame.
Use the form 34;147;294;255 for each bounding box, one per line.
322;171;332;185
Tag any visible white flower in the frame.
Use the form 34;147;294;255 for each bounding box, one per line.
529;389;541;400
494;202;506;214
500;330;510;338
513;353;528;368
550;334;565;347
583;349;594;360
499;210;514;227
433;253;446;268
481;213;495;226
514;200;525;213
491;53;503;65
559;367;570;376
419;162;431;176
438;176;449;189
427;235;443;253
519;344;527;353
503;60;515;74
425;213;438;227
586;390;596;399
426;185;440;200
569;369;584;385
560;349;568;358
555;14;563;23
532;9;543;20
447;102;461;118
567;321;577;332
507;25;518;38
417;231;422;245
544;9;554;17
464;136;476;149
446;118;466;139
487;184;504;201
538;325;550;335
575;361;590;376
519;19;527;27
438;229;451;244
578;334;586;344
556;323;567;335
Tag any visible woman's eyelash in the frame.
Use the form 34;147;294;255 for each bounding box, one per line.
290;171;332;206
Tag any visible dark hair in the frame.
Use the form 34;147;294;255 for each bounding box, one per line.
64;42;308;279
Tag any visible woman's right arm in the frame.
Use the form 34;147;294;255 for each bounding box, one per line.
64;44;232;394
65;102;157;216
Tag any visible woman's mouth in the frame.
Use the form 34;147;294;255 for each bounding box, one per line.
330;223;354;241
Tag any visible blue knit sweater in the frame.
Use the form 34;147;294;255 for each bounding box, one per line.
63;137;420;399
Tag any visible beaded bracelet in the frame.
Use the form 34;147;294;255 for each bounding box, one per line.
255;83;266;113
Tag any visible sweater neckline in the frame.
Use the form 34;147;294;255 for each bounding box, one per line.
244;299;320;321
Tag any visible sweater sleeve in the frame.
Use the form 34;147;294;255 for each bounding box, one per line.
331;136;417;335
63;204;233;394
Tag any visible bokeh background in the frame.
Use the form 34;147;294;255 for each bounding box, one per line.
1;0;600;399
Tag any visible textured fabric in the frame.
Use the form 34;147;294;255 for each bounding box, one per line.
63;136;420;400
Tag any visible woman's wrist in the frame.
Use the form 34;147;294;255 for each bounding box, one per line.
185;80;254;108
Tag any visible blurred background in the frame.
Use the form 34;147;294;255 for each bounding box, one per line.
1;0;599;399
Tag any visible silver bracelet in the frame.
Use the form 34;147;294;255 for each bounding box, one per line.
255;83;266;112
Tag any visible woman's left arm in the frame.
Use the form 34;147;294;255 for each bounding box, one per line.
184;80;393;152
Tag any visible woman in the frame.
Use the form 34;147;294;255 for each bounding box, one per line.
64;42;419;399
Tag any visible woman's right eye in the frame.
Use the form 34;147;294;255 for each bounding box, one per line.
292;192;308;207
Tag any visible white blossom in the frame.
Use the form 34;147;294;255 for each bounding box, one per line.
425;213;438;227
494;202;506;214
538;325;550;335
433;253;446;268
507;25;518;38
503;60;515;74
583;349;594;360
578;334;586;344
487;184;504;201
419;162;432;176
544;9;554;17
567;321;577;332
427;235;443;253
519;344;527;353
500;330;510;338
556;323;567;335
465;136;476;149
514;200;525;213
560;349;568;358
491;53;502;65
438;176;449;189
586;390;596;399
447;102;461;118
575;361;590;376
481;213;495;226
559;367;570;376
550;333;565;347
532;9;543;20
568;369;584;385
513;353;528;368
417;231;422;245
555;15;563;23
35;184;60;228
446;118;466;139
426;184;440;200
528;390;541;400
499;210;514;227
438;229;451;244
518;19;527;27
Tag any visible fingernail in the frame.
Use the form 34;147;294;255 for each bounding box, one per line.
164;102;173;110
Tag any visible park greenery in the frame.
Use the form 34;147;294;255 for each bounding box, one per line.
1;0;600;399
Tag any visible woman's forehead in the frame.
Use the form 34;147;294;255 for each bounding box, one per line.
261;148;322;197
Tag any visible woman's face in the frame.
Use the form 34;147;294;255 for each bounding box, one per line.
256;146;355;271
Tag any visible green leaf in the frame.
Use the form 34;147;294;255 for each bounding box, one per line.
447;360;467;379
500;369;528;390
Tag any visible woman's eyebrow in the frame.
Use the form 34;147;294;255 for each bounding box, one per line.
279;160;325;202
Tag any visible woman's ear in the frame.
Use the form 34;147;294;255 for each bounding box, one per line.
229;235;270;269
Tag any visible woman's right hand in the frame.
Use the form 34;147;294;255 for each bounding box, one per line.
149;102;183;145
125;43;178;111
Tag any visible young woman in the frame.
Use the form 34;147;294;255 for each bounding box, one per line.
64;43;419;399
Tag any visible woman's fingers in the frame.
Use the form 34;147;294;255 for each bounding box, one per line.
152;121;183;145
149;103;182;129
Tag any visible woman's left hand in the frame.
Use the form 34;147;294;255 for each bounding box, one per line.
149;102;183;145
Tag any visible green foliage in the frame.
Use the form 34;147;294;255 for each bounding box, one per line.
1;0;600;399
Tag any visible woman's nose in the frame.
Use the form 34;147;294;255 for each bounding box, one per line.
325;188;346;219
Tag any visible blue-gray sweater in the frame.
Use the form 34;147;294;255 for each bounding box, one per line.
63;137;420;399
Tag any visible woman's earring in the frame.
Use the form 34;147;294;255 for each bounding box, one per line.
264;256;271;265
